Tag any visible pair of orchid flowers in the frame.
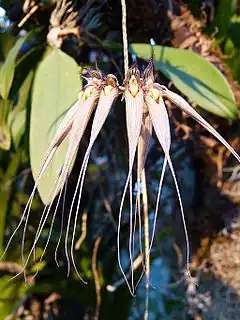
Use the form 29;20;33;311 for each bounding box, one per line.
4;59;240;291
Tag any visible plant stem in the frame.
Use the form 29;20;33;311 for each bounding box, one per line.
92;237;102;320
142;169;149;320
121;0;129;76
18;4;39;28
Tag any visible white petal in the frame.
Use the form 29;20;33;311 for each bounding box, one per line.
146;95;191;275
163;87;240;163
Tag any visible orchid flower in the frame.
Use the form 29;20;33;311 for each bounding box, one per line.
2;69;119;280
3;59;240;289
118;59;240;294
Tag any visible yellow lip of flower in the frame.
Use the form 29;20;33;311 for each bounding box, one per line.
144;79;160;101
104;74;119;95
128;75;139;97
148;87;160;102
145;79;154;89
104;85;114;95
82;85;94;100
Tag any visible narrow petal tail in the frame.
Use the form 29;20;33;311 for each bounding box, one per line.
49;88;100;204
146;93;191;275
64;89;100;178
146;95;171;153
38;99;81;177
89;85;119;148
162;87;240;163
125;90;144;167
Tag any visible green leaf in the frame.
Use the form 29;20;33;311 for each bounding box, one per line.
0;99;12;150
0;152;21;255
0;32;15;61
8;70;34;148
228;14;240;48
132;43;238;120
224;38;240;80
8;108;25;149
0;121;11;150
213;0;237;38
0;275;26;320
0;35;27;100
30;48;82;205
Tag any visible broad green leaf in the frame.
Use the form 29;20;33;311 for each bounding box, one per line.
30;48;82;205
0;99;12;150
132;44;238;119
0;35;27;99
8;70;34;148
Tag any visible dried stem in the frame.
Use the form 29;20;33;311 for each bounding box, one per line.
92;237;102;320
18;4;39;28
121;0;129;75
0;262;22;274
142;169;150;320
106;254;143;292
75;212;88;250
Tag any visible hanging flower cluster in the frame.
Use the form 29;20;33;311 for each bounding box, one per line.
3;60;240;286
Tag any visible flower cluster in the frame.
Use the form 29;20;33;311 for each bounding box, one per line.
3;60;240;286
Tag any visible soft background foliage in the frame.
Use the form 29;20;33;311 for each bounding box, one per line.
0;0;240;319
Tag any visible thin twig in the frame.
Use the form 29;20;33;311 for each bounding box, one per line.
106;254;143;292
142;169;149;320
75;212;88;250
173;242;183;268
121;0;129;75
98;185;118;232
103;198;118;232
92;237;102;320
18;4;39;28
0;262;22;274
3;168;31;189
